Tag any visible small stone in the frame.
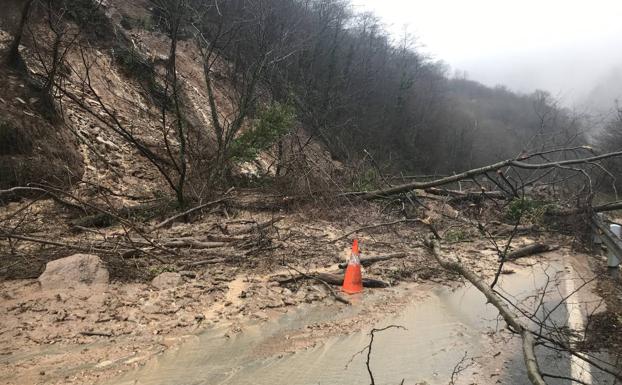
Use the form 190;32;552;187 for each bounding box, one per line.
72;309;87;320
283;298;296;306
151;272;182;290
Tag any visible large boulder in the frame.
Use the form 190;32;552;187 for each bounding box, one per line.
38;254;109;290
151;272;182;290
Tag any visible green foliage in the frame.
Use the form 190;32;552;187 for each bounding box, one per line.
444;228;471;243
506;197;551;222
230;102;295;163
351;168;381;191
148;265;176;277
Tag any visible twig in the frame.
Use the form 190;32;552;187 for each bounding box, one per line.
345;325;406;385
79;331;112;337
541;373;591;385
450;351;474;385
332;219;421;242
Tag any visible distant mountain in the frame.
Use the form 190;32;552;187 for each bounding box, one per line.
580;66;622;116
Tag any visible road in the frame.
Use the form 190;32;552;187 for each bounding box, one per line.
107;253;617;385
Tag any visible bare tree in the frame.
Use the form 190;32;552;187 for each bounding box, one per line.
6;0;35;68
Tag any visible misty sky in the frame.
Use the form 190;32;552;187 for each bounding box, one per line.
354;0;622;109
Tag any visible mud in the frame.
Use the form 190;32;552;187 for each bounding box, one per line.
1;203;618;385
104;253;599;385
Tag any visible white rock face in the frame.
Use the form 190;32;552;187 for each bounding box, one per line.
151;272;183;289
39;254;109;290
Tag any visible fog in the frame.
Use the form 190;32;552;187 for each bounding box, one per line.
354;0;622;113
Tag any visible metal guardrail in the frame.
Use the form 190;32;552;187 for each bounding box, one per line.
591;214;622;267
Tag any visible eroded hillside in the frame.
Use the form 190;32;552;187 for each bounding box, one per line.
1;1;622;385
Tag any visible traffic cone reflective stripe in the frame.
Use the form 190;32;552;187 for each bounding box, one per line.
342;239;363;294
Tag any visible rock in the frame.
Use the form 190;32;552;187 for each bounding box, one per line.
283;298;296;306
260;298;284;309
151;272;182;289
140;301;160;314
72;309;87;320
38;254;109;290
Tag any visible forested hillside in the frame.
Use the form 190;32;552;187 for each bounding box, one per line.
2;2;622;385
0;0;588;201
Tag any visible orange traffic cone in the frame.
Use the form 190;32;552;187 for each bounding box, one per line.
342;239;363;294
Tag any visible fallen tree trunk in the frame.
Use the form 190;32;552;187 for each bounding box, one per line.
184;257;228;268
426;238;546;385
546;200;622;216
345;151;622;199
274;272;389;288
283;265;351;305
160;240;227;249
424;187;507;202
506;243;559;261
593;200;622;213
337;252;407;269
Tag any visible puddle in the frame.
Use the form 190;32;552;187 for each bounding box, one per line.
106;258;615;385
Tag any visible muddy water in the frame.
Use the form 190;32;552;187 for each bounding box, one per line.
108;261;580;385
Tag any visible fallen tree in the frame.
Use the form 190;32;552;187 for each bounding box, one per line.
346;150;622;199
273;272;390;288
506;243;559;261
424;187;507;202
337;252;407;269
425;238;546;385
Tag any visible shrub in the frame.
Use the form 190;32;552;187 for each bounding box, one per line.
444;228;471;243
351;167;381;191
506;197;551;222
230;102;295;163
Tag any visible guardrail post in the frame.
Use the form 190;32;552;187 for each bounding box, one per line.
609;224;621;268
591;215;622;269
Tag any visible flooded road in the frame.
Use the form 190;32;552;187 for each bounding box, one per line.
107;255;615;385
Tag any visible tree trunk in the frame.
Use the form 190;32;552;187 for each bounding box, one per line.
6;0;34;68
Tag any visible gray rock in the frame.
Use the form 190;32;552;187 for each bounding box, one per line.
151;272;183;289
38;254;109;290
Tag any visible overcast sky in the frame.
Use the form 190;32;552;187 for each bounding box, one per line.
353;0;622;108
